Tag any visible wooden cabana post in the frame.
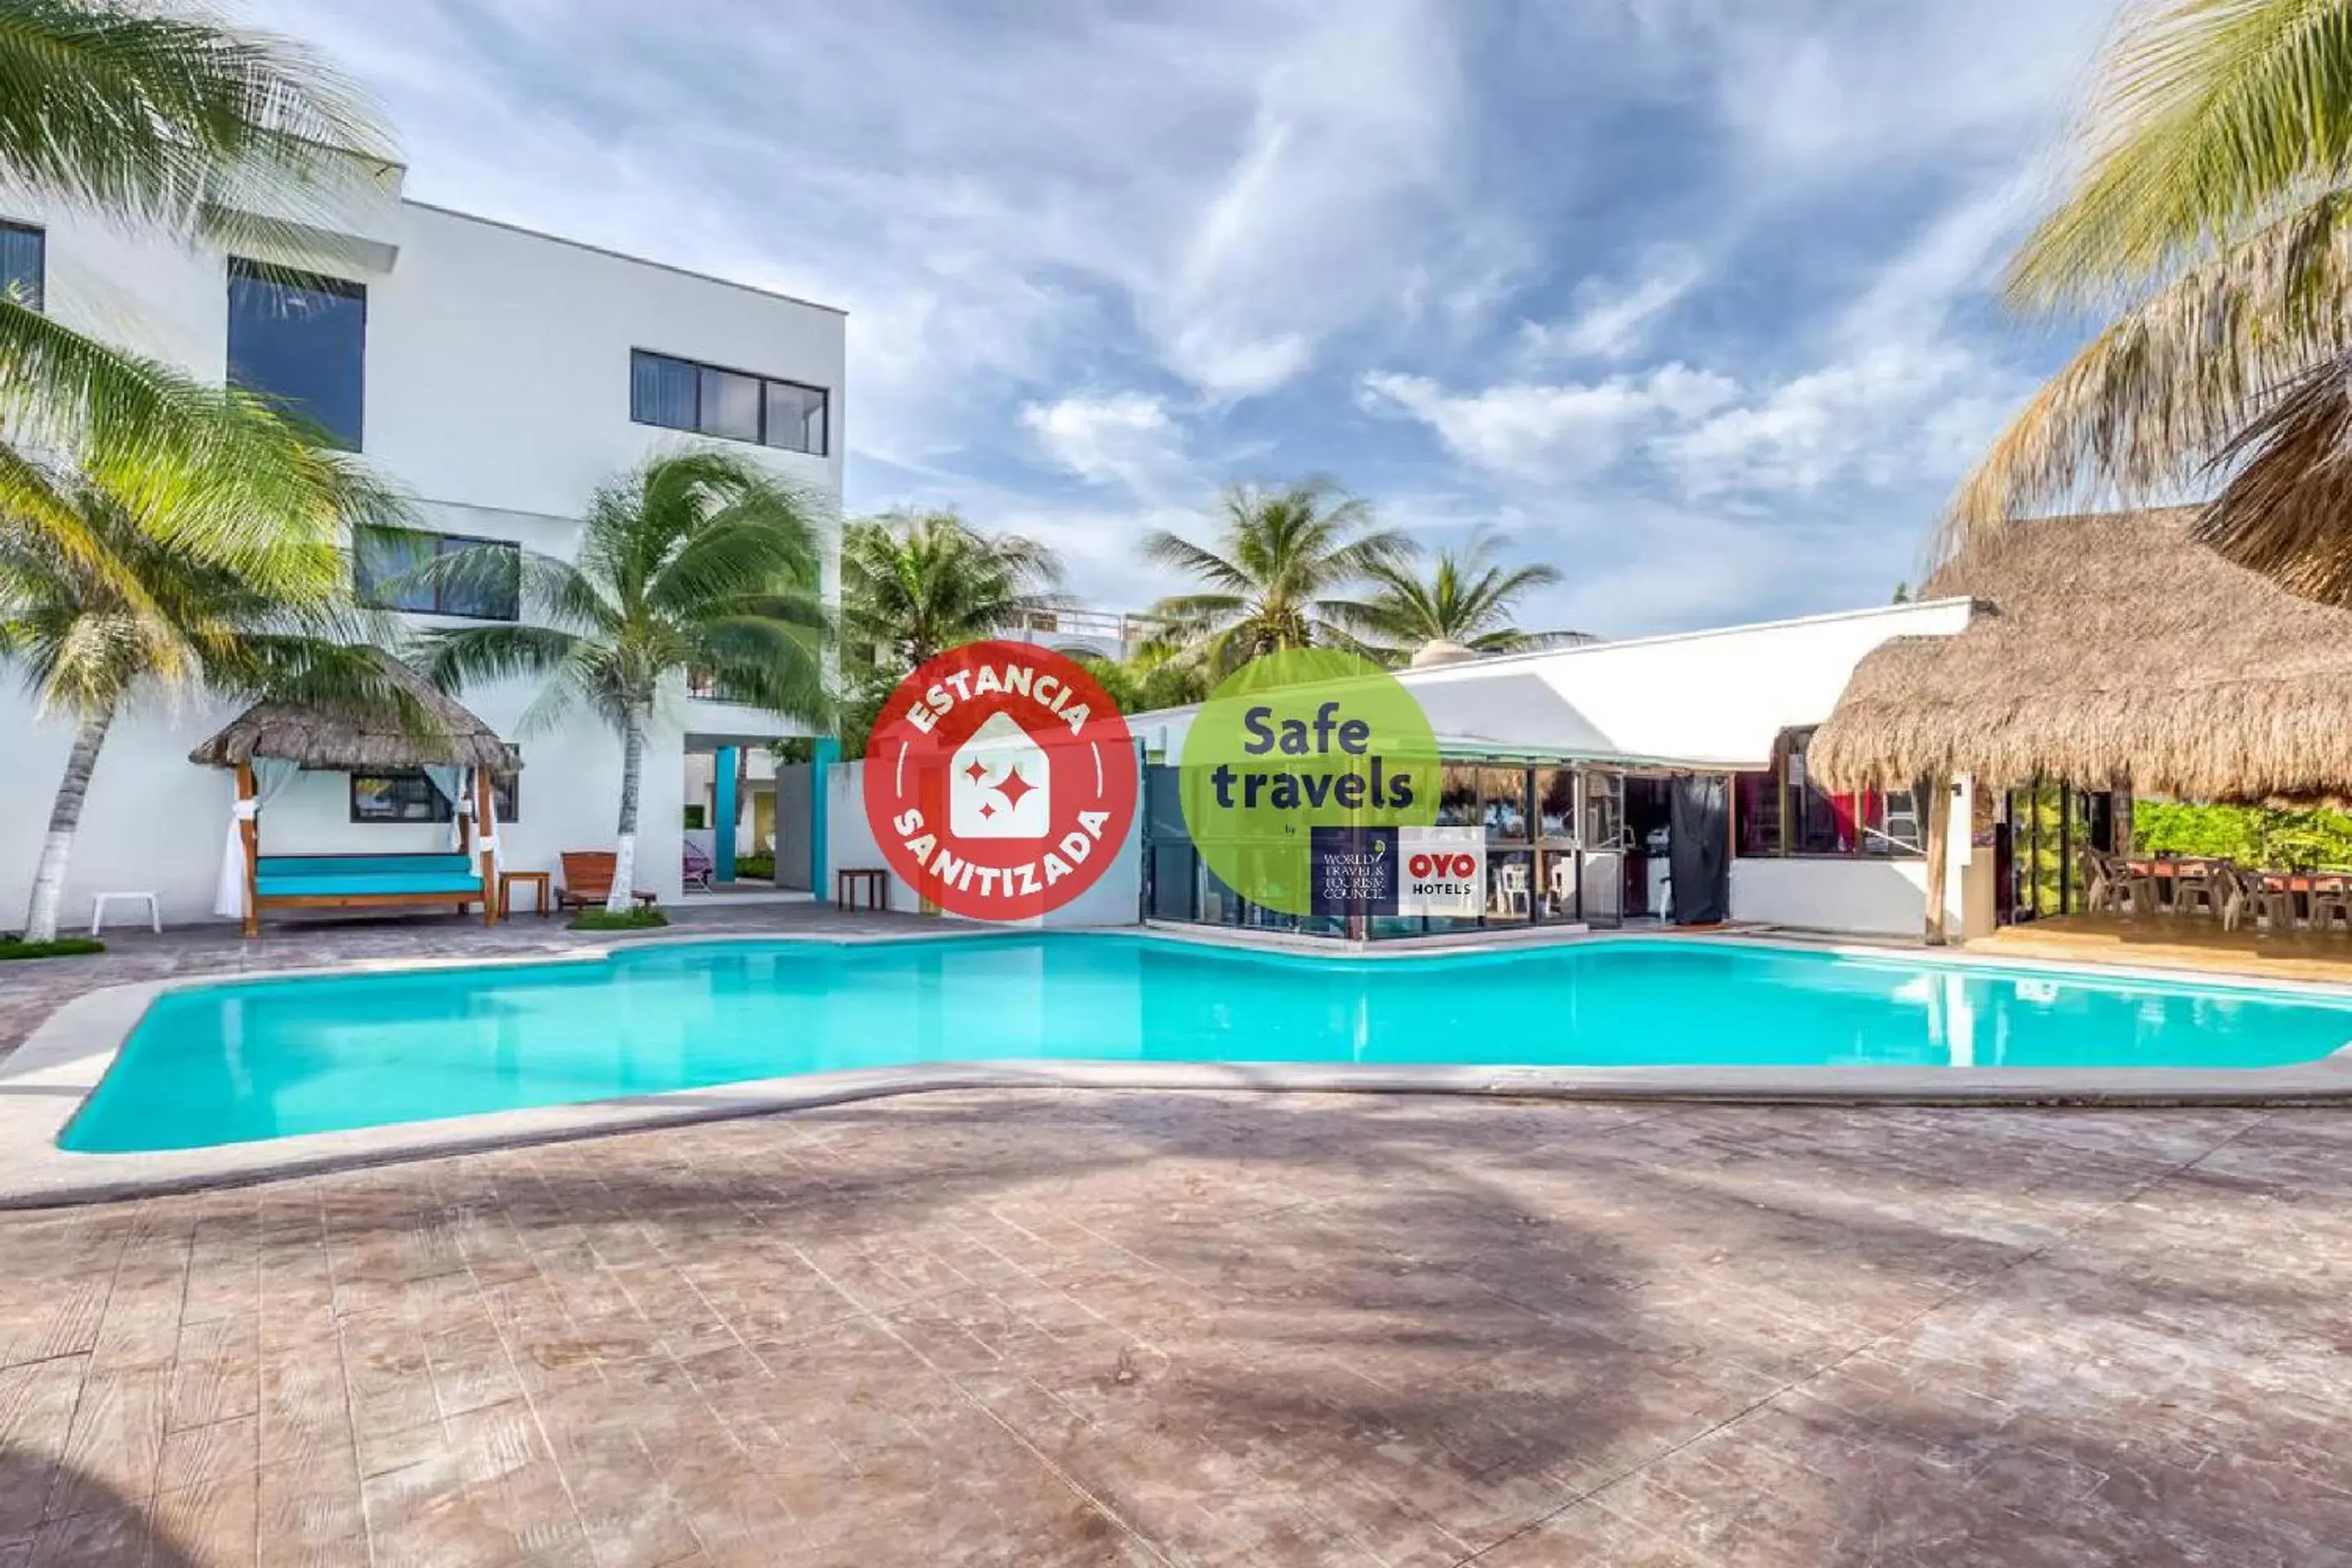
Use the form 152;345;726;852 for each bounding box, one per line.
1922;775;1952;947
474;766;498;925
236;760;261;939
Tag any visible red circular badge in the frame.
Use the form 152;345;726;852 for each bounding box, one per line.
862;641;1138;920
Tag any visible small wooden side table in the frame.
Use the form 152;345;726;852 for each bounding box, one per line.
500;870;553;919
835;867;891;911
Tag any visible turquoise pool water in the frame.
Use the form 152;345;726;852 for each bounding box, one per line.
61;934;2352;1152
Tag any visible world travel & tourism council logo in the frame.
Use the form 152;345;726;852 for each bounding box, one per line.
1177;648;1481;920
862;640;1138;919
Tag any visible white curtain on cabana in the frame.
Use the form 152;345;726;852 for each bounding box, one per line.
422;765;466;852
212;759;298;919
474;768;503;875
425;764;503;873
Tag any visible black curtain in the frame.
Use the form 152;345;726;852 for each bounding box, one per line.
1668;774;1730;924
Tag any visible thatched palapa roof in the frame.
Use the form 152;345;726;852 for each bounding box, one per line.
189;652;522;773
1811;509;2352;802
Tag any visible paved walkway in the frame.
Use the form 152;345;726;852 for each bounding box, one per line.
0;1089;2346;1566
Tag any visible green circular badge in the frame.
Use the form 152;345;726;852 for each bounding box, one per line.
1178;648;1441;915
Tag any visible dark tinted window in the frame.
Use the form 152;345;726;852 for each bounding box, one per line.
351;771;517;823
354;528;519;620
0;223;43;310
630;348;828;454
228;261;365;448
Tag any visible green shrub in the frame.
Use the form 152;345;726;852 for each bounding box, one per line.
681;804;706;829
0;937;105;960
567;906;670;933
735;852;775;880
2133;801;2352;871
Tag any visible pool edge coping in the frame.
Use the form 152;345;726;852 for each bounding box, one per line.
8;924;2352;1209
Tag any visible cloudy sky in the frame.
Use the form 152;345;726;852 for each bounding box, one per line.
243;0;2120;636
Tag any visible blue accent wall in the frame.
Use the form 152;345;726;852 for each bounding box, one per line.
714;746;737;882
810;737;840;893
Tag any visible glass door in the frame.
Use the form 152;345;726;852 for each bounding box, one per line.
1534;767;1580;922
1579;770;1625;926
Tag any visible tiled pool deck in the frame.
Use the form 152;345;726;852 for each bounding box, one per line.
1;911;2349;1563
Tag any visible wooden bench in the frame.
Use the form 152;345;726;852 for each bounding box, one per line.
558;851;660;912
249;853;492;936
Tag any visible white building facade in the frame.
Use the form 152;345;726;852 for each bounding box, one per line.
0;167;844;927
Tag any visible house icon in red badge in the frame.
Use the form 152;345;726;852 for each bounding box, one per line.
949;710;1051;840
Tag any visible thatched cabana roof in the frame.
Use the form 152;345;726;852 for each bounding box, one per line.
189;653;521;773
1811;508;2352;801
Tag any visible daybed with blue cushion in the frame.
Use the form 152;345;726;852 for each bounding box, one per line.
252;853;492;923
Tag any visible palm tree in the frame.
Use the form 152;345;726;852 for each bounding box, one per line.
424;452;831;912
1073;644;1214;715
1141;479;1411;675
1353;532;1570;659
840;510;1064;670
1951;0;2352;593
0;487;403;944
0;0;397;595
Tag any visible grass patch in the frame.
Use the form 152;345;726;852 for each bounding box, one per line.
0;936;106;960
566;906;670;933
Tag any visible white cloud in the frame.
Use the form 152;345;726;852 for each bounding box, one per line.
1519;250;1704;362
1360;364;1738;479
1019;393;1189;495
1656;345;1962;497
1614;0;2116;183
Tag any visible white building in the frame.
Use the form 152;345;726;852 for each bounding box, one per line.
0;163;844;927
823;597;1980;939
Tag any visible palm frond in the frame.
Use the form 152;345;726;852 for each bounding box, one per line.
2197;345;2352;602
421;622;586;694
0;301;399;598
2009;0;2352;309
1949;186;2352;546
0;0;393;253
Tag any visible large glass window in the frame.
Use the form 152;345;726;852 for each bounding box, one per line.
1535;769;1576;840
354;528;520;621
1434;765;1481;828
1748;730;1924;858
1735;771;1781;857
227;261;365;448
630;349;829;454
1;223;43;310
1481;768;1530;841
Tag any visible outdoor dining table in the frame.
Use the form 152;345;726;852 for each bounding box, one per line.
2126;858;2352;920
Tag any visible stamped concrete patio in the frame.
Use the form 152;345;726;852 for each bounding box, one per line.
0;1079;2347;1565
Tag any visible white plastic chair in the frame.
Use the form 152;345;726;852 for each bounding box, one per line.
1498;861;1531;917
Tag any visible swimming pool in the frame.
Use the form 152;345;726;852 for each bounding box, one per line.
58;933;2352;1153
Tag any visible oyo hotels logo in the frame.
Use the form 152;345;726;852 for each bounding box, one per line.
862;641;1137;919
1409;849;1478;882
